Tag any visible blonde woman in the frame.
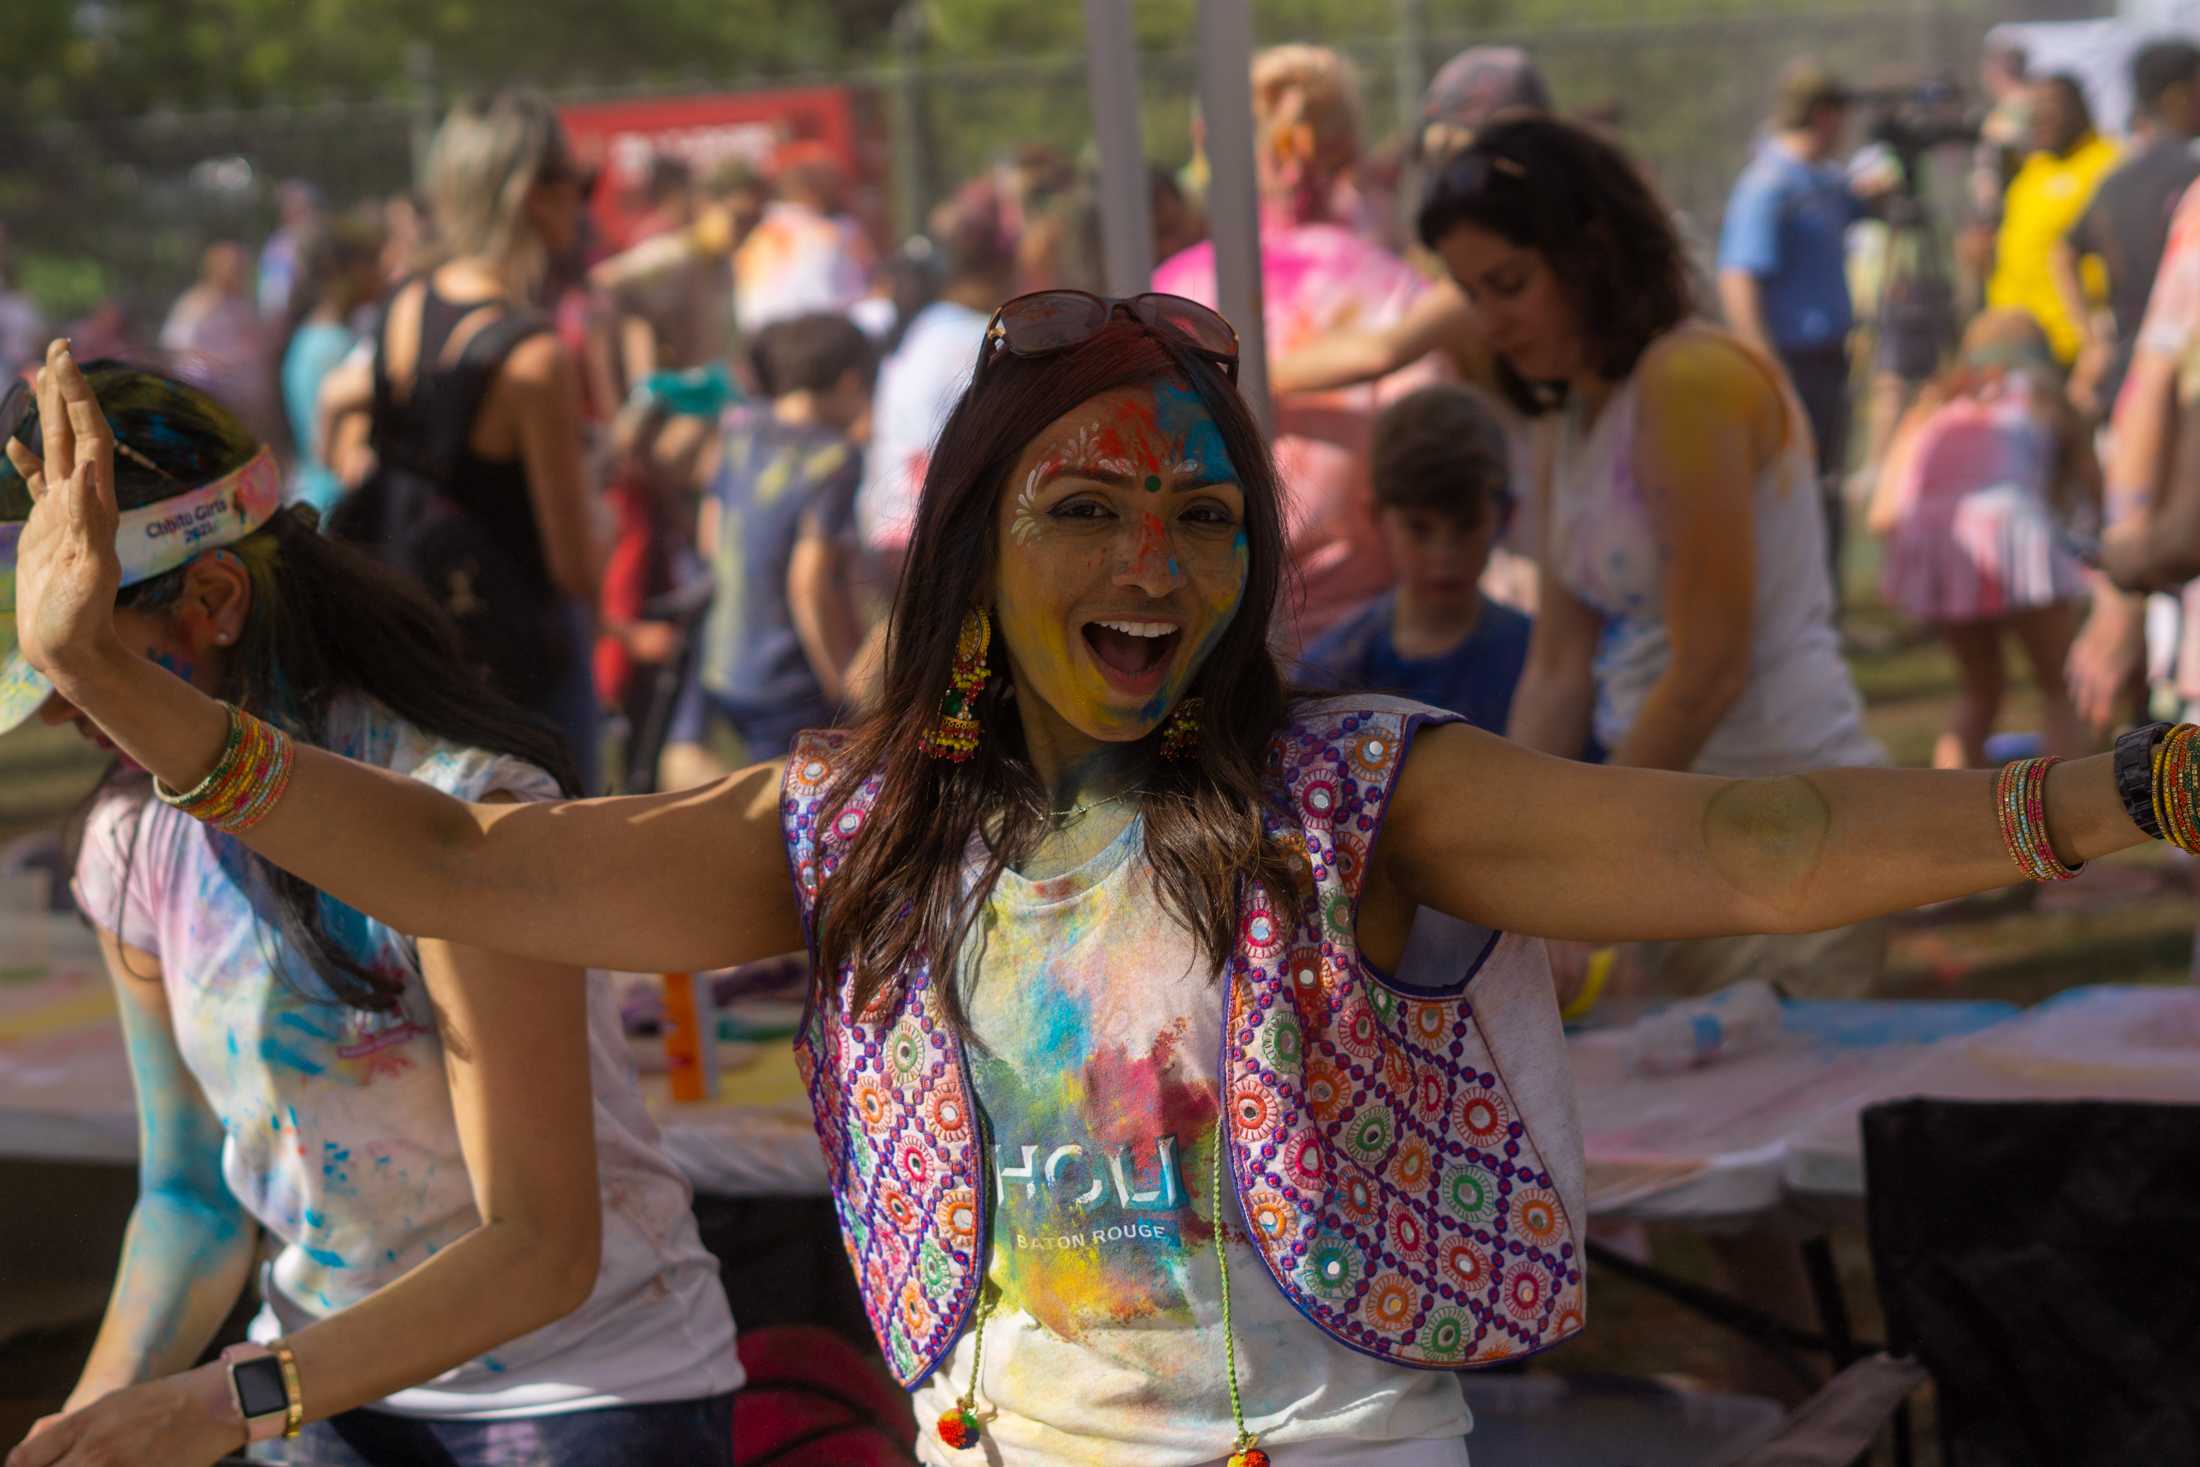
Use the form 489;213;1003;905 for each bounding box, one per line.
322;91;606;787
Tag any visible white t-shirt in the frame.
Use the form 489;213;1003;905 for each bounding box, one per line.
73;697;739;1420
856;299;989;554
909;817;1473;1466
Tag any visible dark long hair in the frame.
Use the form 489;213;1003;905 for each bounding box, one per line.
3;363;577;1011
1416;116;1693;416
815;320;1302;1037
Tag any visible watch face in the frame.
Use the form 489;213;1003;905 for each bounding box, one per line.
233;1357;289;1419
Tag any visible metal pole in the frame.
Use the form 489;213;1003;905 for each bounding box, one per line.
405;42;439;187
1393;0;1429;246
889;3;932;244
1083;0;1155;297
1196;0;1269;430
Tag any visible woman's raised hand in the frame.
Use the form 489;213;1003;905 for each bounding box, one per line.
5;340;124;686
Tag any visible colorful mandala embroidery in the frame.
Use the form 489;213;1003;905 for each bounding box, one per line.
1339;1171;1381;1225
1246;1189;1299;1243
1387;1135;1433;1192
1440;1163;1500;1226
1285;1130;1326;1188
1300;778;1340;823
922;1085;969;1138
1388;1201;1429;1259
1241;902;1285;959
1418;1305;1474;1361
1361;1272;1417;1333
936;1188;977;1247
1261;1012;1304;1072
1228;1076;1283;1143
1510;1186;1565;1248
852;1077;893;1131
1334;996;1383;1061
1455;1087;1514;1145
1302;1235;1365;1300
1440;1235;1494;1293
1305;1056;1351;1124
1502;1260;1550;1324
1340;1100;1397;1167
885;1017;927;1087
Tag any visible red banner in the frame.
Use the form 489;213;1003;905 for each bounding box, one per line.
560;86;882;251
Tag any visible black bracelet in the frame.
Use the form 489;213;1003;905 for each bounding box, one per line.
2115;721;2172;839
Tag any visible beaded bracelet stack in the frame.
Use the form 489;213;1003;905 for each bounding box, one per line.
2151;723;2200;854
1994;755;2082;883
153;704;296;834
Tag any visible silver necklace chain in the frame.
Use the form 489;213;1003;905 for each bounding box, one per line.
1049;785;1147;825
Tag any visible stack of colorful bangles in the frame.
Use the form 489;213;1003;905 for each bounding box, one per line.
2148;723;2200;853
153;703;297;834
2005;722;2200;881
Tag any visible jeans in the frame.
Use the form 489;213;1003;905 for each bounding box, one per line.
1778;341;1853;598
248;1394;732;1467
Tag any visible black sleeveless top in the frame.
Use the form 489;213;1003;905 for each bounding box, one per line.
367;278;555;600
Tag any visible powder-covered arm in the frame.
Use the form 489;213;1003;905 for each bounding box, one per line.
1367;721;2146;949
12;905;609;1467
48;933;259;1416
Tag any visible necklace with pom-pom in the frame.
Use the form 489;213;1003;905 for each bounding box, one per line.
937;1124;1268;1459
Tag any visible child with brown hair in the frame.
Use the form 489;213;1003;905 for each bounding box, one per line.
1297;383;1528;733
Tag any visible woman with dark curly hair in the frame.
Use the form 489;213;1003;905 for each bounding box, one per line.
1418;116;1889;1004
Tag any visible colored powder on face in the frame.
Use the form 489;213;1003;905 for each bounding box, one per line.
1151;380;1235;483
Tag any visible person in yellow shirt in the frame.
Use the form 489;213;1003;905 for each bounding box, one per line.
1988;72;2121;362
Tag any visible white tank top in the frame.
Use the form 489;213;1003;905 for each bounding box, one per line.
1541;329;1884;776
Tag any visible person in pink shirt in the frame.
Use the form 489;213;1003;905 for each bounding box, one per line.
1155;44;1434;646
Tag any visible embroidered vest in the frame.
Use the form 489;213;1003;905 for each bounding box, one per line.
785;699;1587;1389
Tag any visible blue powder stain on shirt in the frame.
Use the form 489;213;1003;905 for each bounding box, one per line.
385;1249;399;1263
304;1208;326;1228
258;1036;325;1076
279;1012;340;1041
302;1245;346;1268
480;1357;508;1374
227;1030;240;1058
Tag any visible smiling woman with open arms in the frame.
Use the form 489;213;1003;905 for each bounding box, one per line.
8;298;2176;1465
0;363;736;1467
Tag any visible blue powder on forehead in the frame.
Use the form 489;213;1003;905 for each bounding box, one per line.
1152;380;1236;483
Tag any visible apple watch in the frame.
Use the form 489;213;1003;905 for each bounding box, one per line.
221;1341;300;1442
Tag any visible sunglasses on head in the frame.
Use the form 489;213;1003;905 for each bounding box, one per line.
1430;145;1532;202
980;290;1240;383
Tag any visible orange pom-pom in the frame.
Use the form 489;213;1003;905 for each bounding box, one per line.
936;1405;981;1450
1228;1450;1270;1467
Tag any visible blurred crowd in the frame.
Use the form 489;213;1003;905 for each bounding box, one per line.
12;30;2200;862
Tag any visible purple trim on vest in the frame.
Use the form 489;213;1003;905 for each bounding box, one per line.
782;703;1586;1390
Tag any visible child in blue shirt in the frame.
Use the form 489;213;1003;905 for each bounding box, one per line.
662;313;873;776
1299;383;1530;731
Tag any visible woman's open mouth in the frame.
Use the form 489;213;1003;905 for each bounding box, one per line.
1081;618;1183;697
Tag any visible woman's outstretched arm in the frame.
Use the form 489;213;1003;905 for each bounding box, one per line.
1373;722;2141;945
12;342;802;977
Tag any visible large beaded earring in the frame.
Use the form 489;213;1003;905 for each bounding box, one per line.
1158;697;1203;761
919;607;992;761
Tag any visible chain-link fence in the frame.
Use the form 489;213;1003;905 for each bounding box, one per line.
0;0;2112;331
